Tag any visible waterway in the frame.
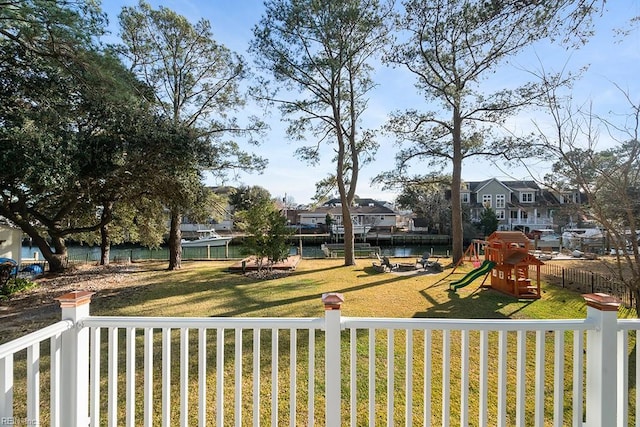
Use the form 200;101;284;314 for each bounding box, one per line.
21;242;452;263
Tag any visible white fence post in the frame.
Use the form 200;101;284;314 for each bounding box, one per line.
583;292;620;427
323;292;344;427
56;291;94;427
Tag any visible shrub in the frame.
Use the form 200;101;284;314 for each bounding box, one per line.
0;277;37;299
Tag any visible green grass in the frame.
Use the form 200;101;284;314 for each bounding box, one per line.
89;258;636;320
6;258;638;425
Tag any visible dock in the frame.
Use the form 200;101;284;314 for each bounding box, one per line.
321;243;381;258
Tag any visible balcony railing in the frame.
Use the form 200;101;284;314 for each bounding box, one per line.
506;218;554;227
0;291;637;426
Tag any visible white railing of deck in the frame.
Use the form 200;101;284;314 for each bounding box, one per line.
617;319;640;427
0;320;73;427
341;317;592;427
0;291;636;426
80;316;325;427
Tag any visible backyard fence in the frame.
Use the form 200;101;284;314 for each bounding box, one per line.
532;263;633;308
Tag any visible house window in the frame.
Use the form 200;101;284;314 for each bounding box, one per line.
482;194;492;208
496;194;505;209
496;210;505;220
521;192;534;203
461;193;469;203
510;211;518;219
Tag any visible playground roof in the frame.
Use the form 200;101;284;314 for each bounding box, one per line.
487;231;530;244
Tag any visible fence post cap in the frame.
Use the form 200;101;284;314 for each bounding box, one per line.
56;290;95;308
322;292;344;310
582;292;621;311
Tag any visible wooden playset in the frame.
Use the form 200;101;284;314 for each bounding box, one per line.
483;231;544;299
451;231;544;299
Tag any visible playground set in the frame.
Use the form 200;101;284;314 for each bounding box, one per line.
449;231;544;299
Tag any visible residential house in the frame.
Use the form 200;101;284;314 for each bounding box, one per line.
463;179;571;233
299;198;397;231
0;218;23;263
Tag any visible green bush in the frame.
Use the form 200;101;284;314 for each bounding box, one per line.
0;277;37;299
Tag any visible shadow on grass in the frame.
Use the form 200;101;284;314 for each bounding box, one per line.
87;260;416;318
215;265;421;317
415;284;535;319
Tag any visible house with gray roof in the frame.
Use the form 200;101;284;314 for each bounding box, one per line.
463;179;577;233
299;198;397;231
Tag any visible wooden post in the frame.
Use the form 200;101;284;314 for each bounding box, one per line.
583;292;620;427
323;292;344;427
56;291;94;427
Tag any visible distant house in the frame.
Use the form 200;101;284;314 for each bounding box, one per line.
299;198;397;231
0;218;23;263
463;179;576;233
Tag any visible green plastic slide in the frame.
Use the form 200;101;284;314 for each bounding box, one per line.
449;260;496;291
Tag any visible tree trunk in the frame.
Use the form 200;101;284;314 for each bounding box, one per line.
168;210;182;270
47;235;68;273
100;223;110;266
342;205;356;266
451;107;464;264
99;201;113;266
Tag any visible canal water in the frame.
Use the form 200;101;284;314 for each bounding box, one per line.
21;242;452;263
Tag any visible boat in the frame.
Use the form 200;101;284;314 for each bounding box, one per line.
526;229;561;247
561;228;604;249
330;224;372;236
180;230;232;247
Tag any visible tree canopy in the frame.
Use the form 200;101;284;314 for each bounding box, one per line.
0;24;180;271
118;0;266;269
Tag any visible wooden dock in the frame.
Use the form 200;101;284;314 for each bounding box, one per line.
320;243;381;258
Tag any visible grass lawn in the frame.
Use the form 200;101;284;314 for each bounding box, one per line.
85;258;636;424
89;257;636;320
5;258;637;425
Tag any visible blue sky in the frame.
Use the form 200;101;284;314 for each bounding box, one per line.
101;1;640;205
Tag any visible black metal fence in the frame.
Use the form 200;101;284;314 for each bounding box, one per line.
532;263;634;308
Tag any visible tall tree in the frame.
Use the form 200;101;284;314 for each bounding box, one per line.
251;0;392;265
0;36;169;271
383;0;600;263
118;1;266;270
0;0;105;58
538;84;640;313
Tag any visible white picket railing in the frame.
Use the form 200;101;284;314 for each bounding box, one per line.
0;320;73;427
0;291;637;426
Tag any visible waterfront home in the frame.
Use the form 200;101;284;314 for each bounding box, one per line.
463;179;579;233
299;198;398;231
